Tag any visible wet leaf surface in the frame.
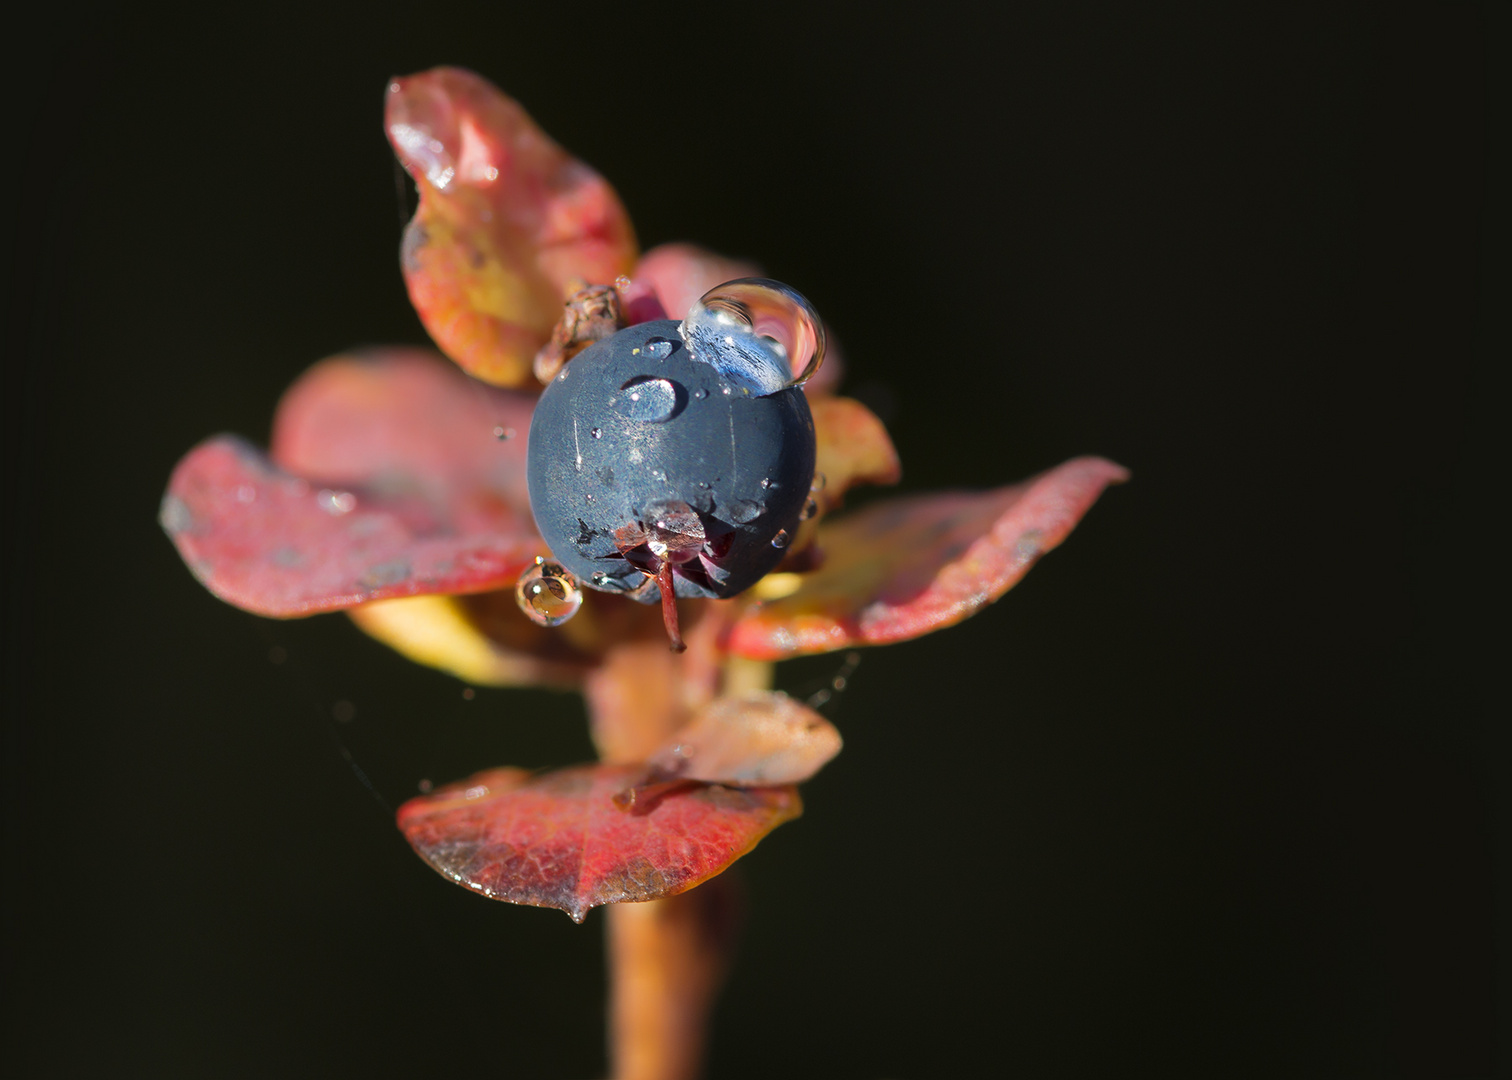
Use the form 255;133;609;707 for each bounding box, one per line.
726;456;1129;658
397;764;800;922
161;350;541;616
388;67;638;386
648;691;842;786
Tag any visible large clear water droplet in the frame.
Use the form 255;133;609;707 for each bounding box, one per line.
678;278;825;396
515;557;583;627
613;376;682;422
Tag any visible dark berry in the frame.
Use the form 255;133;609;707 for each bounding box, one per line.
527;319;816;604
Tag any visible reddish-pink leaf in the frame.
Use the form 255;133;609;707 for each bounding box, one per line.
161;350;541;616
387;67;638;387
648;692;842;786
397;765;801;922
725;456;1129;658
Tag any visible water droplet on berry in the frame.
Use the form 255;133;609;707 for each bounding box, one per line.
800;497;818;521
317;489;357;515
727;498;766;524
771;529;790;549
642;337;676;359
590;427;602;439
515;557;583;627
679;278;825;395
811;472;827;492
760;477;774;490
694;388;708;400
613;376;682;422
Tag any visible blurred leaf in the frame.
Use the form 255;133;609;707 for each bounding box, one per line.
726;456;1129;658
648;691;842;786
161;349;539;615
387;67;638;386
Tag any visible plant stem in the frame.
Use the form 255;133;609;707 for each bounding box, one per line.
591;604;767;1078
606;876;741;1080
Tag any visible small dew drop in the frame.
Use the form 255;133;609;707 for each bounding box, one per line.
493;425;517;440
317;489;357;515
771;529;790;549
642;337;675;359
800;497;819;521
591;572;610;586
515;559;583;627
614;376;681;422
590;427;603;439
760;477;775;490
585;493;595;503
693;388;708;400
614;275;632;291
811;472;827;492
727;498;766;524
461;687;476;700
418;778;434;793
721;385;732;396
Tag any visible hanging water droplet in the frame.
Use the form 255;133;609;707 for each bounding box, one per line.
613;376;683;422
811;472;827;492
642;337;676;359
771;529;790;549
590;427;602;439
678;277;826;395
515;557;583;627
800;497;818;521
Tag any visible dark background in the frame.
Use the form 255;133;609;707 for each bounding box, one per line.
5;4;1503;1077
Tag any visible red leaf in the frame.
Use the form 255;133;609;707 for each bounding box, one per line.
397;765;801;922
161;350;541;616
725;456;1129;658
387;68;638;387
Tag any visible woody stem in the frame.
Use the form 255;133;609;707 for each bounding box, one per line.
590;618;771;1080
606;877;739;1080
